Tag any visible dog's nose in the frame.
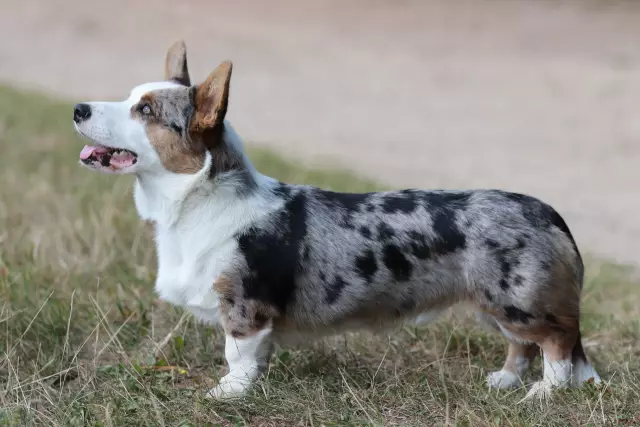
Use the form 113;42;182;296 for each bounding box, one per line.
73;103;92;123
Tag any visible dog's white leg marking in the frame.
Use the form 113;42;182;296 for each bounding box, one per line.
523;355;572;402
207;327;273;399
487;355;531;389
571;358;601;386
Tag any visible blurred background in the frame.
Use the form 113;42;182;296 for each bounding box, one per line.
1;0;639;265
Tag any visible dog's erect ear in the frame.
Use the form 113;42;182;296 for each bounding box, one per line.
192;61;232;132
164;40;191;86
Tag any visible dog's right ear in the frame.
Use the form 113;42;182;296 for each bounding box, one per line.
164;40;191;86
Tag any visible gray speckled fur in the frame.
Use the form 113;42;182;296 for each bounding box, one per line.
229;183;583;341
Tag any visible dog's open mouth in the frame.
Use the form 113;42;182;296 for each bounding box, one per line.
80;145;138;170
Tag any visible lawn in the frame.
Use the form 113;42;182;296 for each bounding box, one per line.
0;85;639;426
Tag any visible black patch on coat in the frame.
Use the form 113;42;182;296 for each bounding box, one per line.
487;238;524;291
359;226;372;239
315;189;372;212
236;192;307;313
355;249;378;283
408;231;431;260
377;223;395;241
271;183;292;199
503;191;577;248
484;290;494;302
504;305;534;323
513;274;524;287
383;244;413;281
341;212;356;230
169;122;182;134
497;251;512;290
485;239;500;249
381;190;418;214
503;190;583;281
422;192;469;255
325;275;347;304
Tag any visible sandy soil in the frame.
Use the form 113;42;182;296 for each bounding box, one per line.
1;0;639;265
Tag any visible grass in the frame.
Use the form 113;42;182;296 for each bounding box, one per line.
0;84;639;426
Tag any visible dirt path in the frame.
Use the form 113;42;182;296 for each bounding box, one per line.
1;0;639;265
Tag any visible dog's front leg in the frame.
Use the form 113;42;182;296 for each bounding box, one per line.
207;326;273;399
207;276;279;399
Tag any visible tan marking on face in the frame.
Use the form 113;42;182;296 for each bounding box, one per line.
145;122;205;174
132;92;206;174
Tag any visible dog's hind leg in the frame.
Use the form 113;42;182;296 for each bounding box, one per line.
487;341;539;389
570;332;601;387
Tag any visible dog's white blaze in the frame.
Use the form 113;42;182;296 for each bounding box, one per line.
208;327;273;399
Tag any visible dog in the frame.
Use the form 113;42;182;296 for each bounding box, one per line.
73;40;600;400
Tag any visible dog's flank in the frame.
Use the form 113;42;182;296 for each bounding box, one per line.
73;40;601;400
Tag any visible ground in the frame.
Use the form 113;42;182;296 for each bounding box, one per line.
1;0;640;265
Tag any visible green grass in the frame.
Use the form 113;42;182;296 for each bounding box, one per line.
0;84;639;426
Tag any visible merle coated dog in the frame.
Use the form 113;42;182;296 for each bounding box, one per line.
73;40;600;400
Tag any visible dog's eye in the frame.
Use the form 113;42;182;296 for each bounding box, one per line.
141;104;152;115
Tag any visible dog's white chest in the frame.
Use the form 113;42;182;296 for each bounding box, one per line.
153;225;237;324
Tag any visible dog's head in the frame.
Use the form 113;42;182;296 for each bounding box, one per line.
74;41;235;176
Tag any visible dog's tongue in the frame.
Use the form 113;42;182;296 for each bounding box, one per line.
79;145;108;160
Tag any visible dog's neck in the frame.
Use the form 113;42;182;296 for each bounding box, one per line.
133;125;268;227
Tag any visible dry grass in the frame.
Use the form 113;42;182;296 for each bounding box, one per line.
0;85;639;426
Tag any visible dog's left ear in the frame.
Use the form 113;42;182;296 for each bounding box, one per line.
164;40;191;86
192;61;232;132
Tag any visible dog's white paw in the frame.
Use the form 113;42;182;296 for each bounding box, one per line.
487;370;522;389
206;375;252;400
519;380;555;404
